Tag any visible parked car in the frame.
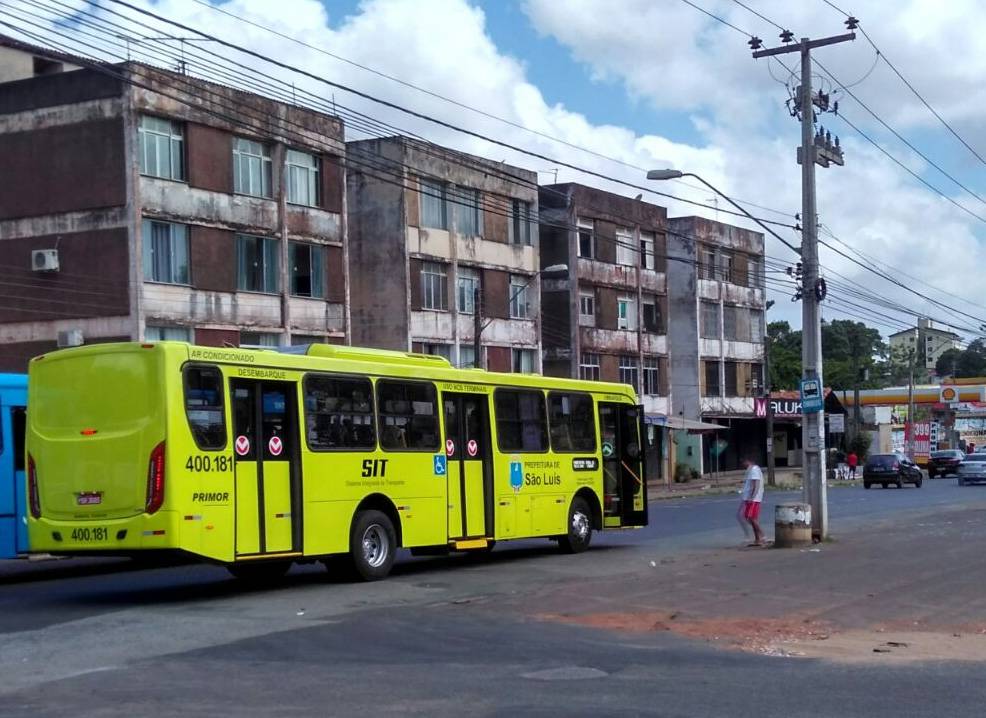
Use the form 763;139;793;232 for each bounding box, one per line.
863;453;923;489
929;449;965;478
957;454;986;486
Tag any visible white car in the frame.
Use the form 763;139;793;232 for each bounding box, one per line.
957;454;986;486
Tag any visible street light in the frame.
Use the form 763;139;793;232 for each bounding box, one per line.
646;169;800;256
473;264;569;370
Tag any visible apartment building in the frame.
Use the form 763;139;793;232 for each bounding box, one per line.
346;136;540;372
668;215;766;473
889;318;961;379
0;36;347;370
538;183;670;479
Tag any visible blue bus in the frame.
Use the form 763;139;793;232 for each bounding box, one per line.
0;374;27;558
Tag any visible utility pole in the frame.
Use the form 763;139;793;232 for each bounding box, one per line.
907;347;916;460
473;286;483;369
753;25;855;540
763;300;776;487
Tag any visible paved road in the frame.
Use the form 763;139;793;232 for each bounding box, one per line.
2;477;985;717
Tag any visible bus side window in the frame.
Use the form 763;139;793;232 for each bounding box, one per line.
183;366;227;450
547;392;595;453
12;408;25;472
494;389;548;452
303;374;376;451
377;380;439;451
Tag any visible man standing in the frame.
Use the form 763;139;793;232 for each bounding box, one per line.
847;450;858;480
740;456;766;546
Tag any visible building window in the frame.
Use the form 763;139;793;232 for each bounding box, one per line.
303;374;375;450
618;355;639;389
145;326;190;342
377;380;440;451
138;115;184;181
642;297;662;333
577;217;594;259
724;361;739;396
579;291;595;326
510;275;530;319
236;234;279;293
421;261;448;310
548;392;596;453
617;296;637;330
723;304;740;341
750;310;764;343
458;345;476;369
747;256;762;289
700;301;720;339
579;353;600;381
457;187;481;236
512;348;536;374
286;149;320;207
240;332;280;347
420;343;452;361
750;363;764;395
716;251;733;283
640;231;656;270
643;357;660;395
420;177;448;230
510;199;532;245
699;246;716;280
703;360;721;397
142;219;189;285
290;242;324;298
456;266;480;314
495;389;548;452
233;137;272;198
616;227;637;266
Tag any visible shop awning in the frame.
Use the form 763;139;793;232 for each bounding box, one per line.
644;415;727;432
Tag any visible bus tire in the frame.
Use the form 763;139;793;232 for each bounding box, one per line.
559;496;593;554
227;560;292;583
349;510;396;581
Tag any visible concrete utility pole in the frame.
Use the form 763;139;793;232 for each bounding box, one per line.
907;347;916;460
753;28;855;540
764;300;776;487
473;286;483;369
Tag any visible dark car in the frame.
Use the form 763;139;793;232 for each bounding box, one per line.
929;449;965;478
957;454;986;486
863;453;923;489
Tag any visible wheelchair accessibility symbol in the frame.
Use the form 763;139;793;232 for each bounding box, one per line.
434;454;447;476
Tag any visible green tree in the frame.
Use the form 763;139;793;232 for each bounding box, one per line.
935;348;964;378
766;320;801;390
820;320;887;391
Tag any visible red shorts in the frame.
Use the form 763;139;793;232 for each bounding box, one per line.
742;500;761;520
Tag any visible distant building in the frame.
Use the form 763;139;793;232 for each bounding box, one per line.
346;136;540;372
0;35;348;370
888;318;961;377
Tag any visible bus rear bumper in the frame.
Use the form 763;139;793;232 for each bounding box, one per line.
28;512;179;554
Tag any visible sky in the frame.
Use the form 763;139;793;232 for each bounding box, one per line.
6;0;986;342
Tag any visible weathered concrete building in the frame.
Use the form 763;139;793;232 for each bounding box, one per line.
667;215;766;473
346;136;540;371
538;183;670;480
0;36;347;370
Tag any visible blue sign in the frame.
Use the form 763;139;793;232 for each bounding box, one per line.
800;378;824;413
509;461;523;492
433;454;447;476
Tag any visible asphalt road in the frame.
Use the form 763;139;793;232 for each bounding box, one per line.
2;477;986;717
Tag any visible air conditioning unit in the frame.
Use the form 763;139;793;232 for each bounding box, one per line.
32;249;59;272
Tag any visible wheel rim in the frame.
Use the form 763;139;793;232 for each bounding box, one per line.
571;510;590;541
362;524;389;568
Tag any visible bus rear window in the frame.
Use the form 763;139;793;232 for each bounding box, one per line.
377;380;439;451
548;392;595;453
184;366;226;450
495;389;547;452
304;374;376;450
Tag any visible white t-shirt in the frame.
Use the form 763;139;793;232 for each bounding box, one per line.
743;464;764;502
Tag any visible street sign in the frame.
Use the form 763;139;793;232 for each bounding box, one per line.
800;378;824;413
828;413;845;433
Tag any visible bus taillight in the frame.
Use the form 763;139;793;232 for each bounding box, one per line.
28;454;41;519
145;442;165;514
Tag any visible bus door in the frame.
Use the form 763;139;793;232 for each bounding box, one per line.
442;392;493;539
599;403;648;527
231;380;302;556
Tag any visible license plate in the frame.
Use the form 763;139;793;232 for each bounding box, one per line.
70;527;109;542
77;492;102;506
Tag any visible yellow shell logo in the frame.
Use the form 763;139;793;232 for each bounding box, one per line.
942;387;958;401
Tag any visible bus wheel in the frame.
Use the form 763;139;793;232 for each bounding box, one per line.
350;510;396;581
227;560;291;583
559;497;593;554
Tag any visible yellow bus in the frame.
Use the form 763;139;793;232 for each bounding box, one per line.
26;342;647;580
